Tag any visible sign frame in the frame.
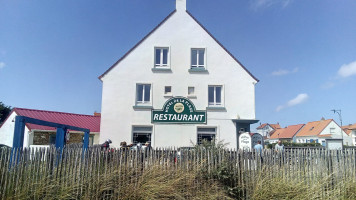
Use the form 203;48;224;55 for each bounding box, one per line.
151;97;207;124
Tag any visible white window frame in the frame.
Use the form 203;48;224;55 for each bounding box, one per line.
197;127;217;145
154;47;170;68
208;85;224;107
132;126;153;145
136;83;152;105
191;48;206;69
330;128;335;134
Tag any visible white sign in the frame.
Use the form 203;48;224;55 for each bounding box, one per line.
251;133;263;148
239;132;252;151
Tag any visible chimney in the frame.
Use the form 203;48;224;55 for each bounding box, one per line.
94;112;101;117
176;0;186;11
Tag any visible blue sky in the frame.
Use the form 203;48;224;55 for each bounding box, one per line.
1;0;355;130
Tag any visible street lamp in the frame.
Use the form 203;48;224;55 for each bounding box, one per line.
331;109;343;145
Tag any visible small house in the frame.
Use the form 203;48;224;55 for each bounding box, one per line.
0;108;101;147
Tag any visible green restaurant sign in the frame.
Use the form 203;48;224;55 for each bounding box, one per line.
152;97;207;124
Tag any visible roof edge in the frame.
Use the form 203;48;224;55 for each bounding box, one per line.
0;108;33;131
98;10;177;80
0;109;16;129
185;10;259;82
317;119;334;136
13;107;101;118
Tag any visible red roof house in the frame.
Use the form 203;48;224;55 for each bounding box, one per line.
256;123;281;138
295;119;352;146
0;108;101;147
269;124;304;142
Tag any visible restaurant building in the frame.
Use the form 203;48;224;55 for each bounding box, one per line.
99;0;259;148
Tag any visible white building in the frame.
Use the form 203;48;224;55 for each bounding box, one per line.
342;123;356;146
99;0;259;149
295;119;352;146
256;123;281;138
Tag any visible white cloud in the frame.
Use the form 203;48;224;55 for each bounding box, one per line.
271;67;298;76
337;61;356;78
276;93;309;112
251;0;292;10
0;62;5;69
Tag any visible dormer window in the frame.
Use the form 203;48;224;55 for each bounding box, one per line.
155;47;169;68
191;48;205;69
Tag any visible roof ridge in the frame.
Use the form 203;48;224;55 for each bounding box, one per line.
14;107;100;118
287;124;305;127
308;119;333;124
185;10;259;82
98;10;177;80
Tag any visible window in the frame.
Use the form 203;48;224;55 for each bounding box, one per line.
132;126;152;144
197;127;216;145
49;134;56;145
136;84;151;105
191;48;205;68
330;128;335;134
164;86;172;95
155;47;169;67
82;135;94;146
208;86;222;106
188;86;195;96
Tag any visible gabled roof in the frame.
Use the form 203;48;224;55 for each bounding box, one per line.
342;123;356;136
257;123;281;130
270;124;304;139
256;123;267;129
269;128;283;139
98;9;259;82
185;11;259;82
296;119;333;137
3;108;100;133
270;124;281;130
98;10;176;80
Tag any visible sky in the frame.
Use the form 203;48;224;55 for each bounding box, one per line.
0;0;355;131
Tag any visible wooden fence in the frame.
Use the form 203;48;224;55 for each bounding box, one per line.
1;147;356;199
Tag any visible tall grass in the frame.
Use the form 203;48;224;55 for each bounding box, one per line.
1;146;356;199
5;163;231;200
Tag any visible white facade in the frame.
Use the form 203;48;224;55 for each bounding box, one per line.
256;124;275;138
0;112;32;147
99;0;258;148
351;130;356;146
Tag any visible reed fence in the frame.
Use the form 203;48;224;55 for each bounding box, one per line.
1;147;356;199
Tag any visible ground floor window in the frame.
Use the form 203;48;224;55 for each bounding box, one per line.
197;127;216;145
82;135;94;146
132;126;152;144
49;134;56;145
